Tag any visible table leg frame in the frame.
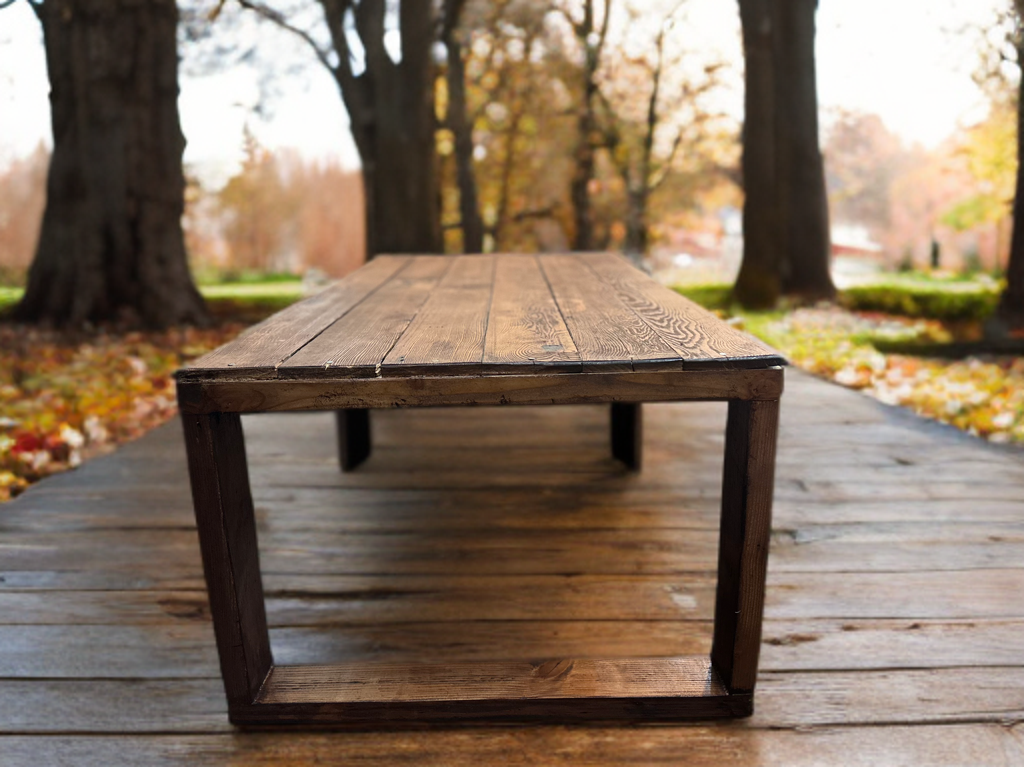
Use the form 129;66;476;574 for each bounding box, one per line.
336;409;371;472
183;395;779;727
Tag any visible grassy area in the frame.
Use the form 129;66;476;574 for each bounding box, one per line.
0;287;22;313
675;278;1003;325
674;282;1024;445
0;281;306;319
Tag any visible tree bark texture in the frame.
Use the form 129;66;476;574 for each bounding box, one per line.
442;0;484;254
734;0;835;308
569;0;610;252
16;0;208;328
322;0;442;259
772;0;834;300
995;37;1024;332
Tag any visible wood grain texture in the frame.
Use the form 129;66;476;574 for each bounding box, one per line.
381;255;495;376
2;726;1021;766
177;367;785;414
260;656;725;704
182;256;409;379
539;254;680;372
583;253;784;368
482;255;581;371
181;412;272;707
239;656;748;726
712;399;779;693
180;253;786;382
6;368;1024;757
280;256;451;377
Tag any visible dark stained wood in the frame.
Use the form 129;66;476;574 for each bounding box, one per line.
177;367;785;415
381;255;495;376
184;256;410;379
538;254;680;372
482;255;581;372
178;254;784;384
336;410;371;472
712;399;779;693
7;367;1023;758
2;726;1021;766
181;413;273;707
583;253;784;369
280;256;452;377
239;656;748;727
611;403;642;469
172;254;787;724
259;657;725;704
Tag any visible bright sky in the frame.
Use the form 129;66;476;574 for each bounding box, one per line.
0;0;1008;184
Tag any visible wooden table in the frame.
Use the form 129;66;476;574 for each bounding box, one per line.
176;253;785;727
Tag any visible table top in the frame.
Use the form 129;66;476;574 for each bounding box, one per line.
180;254;784;383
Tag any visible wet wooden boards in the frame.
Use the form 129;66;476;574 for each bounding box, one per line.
176;253;784;727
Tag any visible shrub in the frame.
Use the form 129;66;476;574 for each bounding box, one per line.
673;284;734;312
840;284;1000;322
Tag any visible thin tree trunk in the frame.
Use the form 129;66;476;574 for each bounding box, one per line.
734;0;782;308
16;0;207;328
994;41;1024;332
569;0;610;252
442;0;484;253
773;0;835;300
622;184;648;264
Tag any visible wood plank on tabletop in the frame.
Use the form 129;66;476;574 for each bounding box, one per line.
583;252;785;368
482;255;581;371
381;255;494;376
180;255;409;378
279;256;452;377
538;254;680;372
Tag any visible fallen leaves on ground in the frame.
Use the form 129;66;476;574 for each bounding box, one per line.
0;324;245;501
749;307;1024;445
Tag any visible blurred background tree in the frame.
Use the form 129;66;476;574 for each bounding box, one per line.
6;0;208;328
734;0;834;308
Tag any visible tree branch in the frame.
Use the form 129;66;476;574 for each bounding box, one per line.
235;0;336;74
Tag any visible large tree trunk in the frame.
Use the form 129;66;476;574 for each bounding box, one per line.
734;0;834;308
994;40;1024;333
16;0;208;328
734;0;782;308
325;0;442;259
773;0;835;300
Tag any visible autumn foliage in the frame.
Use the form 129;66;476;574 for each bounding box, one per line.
0;324;245;501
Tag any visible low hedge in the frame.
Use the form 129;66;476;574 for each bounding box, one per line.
673;281;1001;323
672;284;734;312
839;284;1000;323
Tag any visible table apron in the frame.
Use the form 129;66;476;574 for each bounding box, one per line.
178;367;784;414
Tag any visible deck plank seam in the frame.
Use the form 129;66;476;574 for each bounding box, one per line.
273;257;417;374
371;256;458;379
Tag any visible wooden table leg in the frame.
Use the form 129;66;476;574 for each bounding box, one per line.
711;398;779;699
337;409;371;472
611;403;642;470
182;412;273;715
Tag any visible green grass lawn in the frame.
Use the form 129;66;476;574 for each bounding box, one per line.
0;281;306;317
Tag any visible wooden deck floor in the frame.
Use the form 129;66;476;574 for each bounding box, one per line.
1;370;1023;765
